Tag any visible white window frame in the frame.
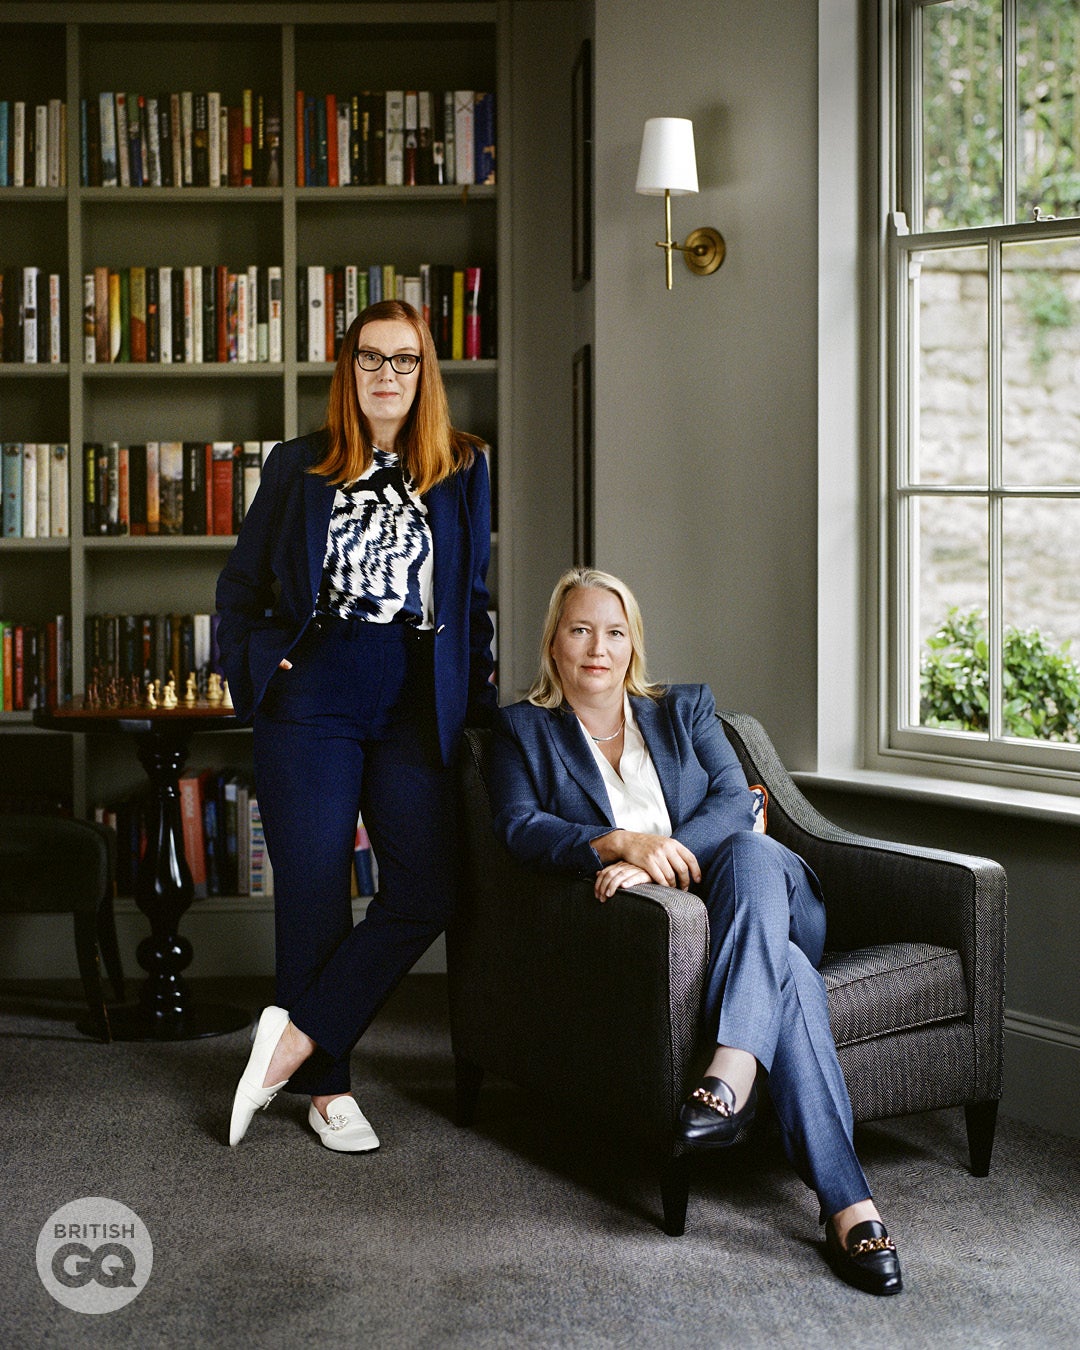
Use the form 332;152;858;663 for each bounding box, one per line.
879;0;1080;792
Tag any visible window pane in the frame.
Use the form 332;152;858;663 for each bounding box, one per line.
1003;498;1080;741
922;0;1003;230
914;246;989;483
915;495;989;733
1003;238;1080;484
1018;0;1080;220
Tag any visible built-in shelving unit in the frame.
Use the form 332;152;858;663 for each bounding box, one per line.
1;3;509;826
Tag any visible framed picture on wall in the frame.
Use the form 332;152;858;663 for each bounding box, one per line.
571;39;592;290
572;343;593;566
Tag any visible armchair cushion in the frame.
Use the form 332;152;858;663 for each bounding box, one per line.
822;942;967;1047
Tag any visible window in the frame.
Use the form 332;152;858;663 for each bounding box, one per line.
887;0;1080;779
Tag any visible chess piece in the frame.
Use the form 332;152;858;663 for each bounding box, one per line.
184;672;197;704
162;677;178;709
221;677;233;710
207;672;223;704
146;682;157;708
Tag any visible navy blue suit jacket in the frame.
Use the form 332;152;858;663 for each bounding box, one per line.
489;684;760;875
215;432;496;764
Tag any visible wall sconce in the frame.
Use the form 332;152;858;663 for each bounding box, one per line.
635;117;725;290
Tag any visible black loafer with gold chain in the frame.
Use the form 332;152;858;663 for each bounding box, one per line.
675;1075;758;1147
825;1218;903;1295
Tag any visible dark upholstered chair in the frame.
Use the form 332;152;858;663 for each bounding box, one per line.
447;714;1007;1236
0;815;124;1041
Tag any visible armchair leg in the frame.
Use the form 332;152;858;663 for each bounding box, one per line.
96;895;126;1002
660;1154;690;1237
454;1056;485;1127
73;912;111;1043
965;1100;999;1177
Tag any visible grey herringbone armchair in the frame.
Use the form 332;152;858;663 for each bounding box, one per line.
447;714;1006;1236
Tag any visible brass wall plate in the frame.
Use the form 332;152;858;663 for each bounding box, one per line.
683;226;726;275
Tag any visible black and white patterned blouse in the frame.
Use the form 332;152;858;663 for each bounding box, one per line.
317;447;433;625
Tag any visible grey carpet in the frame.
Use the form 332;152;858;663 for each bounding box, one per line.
1;976;1077;1349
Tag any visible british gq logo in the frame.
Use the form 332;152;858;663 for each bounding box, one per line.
36;1198;153;1314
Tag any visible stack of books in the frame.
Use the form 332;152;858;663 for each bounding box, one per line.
0;267;66;363
0;616;71;711
83;439;277;538
0;99;67;187
295;90;495;187
84;610;220;694
82;265;283;364
81;90;282;188
299;263;494;362
2;442;69;538
98;784;374;904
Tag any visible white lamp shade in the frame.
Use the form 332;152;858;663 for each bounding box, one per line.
635;117;699;196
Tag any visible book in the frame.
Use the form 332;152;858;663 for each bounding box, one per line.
182;440;207;535
248;796;274;897
21;442;37;537
178;768;210;900
403;91;418;186
22;267;39;364
307;265;326;362
451;268;465;359
210;442;236;534
236;779;251;895
267;266;283;362
158;440;184;534
474;92;495;184
115;92;130;186
129;267;147;361
128;444;147;535
146;441;160;534
34;442;50;537
385;90;404;186
465;267;483;359
98;92;118;186
93;267;109;362
453;90;475;186
3;443;23;537
242;442;262;518
83;272;95;363
50;444;69;537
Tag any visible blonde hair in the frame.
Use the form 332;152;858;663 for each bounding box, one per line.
528;567;664;709
312;299;482;494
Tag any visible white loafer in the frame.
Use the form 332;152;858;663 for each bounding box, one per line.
307;1096;380;1153
229;1005;291;1146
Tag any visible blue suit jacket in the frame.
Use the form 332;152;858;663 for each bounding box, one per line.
215;432;496;764
488;684;759;875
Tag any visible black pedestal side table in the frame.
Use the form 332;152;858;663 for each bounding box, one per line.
34;699;252;1041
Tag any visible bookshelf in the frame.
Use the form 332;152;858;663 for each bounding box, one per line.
0;4;512;850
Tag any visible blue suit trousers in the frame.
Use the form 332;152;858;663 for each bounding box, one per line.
699;830;872;1219
253;620;457;1097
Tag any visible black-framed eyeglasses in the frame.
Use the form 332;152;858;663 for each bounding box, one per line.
354;349;422;374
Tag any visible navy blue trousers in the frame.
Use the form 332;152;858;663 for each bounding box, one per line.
253;619;457;1097
699;830;872;1219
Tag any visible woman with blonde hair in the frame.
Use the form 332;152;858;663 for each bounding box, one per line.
488;566;902;1295
218;300;495;1153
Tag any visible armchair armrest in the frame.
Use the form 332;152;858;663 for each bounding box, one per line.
449;730;711;1137
717;711;1006;1100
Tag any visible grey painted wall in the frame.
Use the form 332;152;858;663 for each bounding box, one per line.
590;0;820;767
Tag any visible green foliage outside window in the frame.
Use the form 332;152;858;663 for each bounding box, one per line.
921;606;1080;742
922;0;1080;228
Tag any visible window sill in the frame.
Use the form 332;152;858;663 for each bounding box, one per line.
791;767;1080;827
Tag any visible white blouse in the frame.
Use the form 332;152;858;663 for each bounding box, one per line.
578;694;672;836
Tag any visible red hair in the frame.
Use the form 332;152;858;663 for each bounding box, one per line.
311;299;480;494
